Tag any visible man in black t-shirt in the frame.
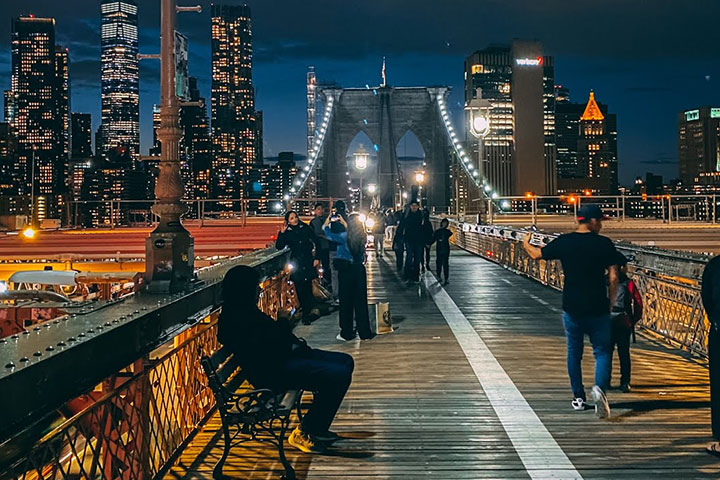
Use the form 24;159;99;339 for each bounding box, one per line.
523;204;619;419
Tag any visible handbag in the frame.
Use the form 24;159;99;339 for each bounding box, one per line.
312;278;332;301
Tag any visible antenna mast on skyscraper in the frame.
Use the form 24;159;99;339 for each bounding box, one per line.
381;57;387;87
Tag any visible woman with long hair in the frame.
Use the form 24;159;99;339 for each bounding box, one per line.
276;210;319;324
323;213;373;341
217;265;354;453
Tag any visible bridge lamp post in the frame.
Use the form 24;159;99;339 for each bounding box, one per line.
414;171;425;205
354;147;369;210
465;89;492;216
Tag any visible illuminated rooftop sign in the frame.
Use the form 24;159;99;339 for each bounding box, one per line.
712;108;720;119
515;57;543;66
685;110;700;121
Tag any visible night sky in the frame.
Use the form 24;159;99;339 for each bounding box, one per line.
1;0;719;186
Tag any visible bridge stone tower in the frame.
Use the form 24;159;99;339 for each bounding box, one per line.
319;86;451;210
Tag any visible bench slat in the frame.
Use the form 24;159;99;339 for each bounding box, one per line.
206;346;233;371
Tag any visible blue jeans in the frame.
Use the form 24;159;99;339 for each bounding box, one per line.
562;312;612;398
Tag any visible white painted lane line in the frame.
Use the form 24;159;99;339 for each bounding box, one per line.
424;273;583;480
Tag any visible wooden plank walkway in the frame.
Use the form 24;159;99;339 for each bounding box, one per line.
166;249;720;479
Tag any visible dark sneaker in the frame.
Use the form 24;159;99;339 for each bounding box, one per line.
619;383;631;393
288;427;325;453
313;430;342;443
591;385;610;419
571;397;586;411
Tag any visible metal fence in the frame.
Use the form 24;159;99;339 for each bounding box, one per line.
1;267;299;480
448;220;711;358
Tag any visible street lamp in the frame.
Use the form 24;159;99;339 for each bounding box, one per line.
415;171;425;184
464;88;492;218
354;145;369;209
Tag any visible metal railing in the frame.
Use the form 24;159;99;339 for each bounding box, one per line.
0;258;299;480
448;220;711;357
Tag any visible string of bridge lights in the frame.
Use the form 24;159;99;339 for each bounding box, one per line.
283;96;336;202
283;93;500;208
436;95;499;202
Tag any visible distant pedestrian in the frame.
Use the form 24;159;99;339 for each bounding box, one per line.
610;253;643;393
276;211;320;324
392;207;406;272
522;204;620;418
309;203;331;289
323;213;373;341
372;210;387;256
431;218;452;285
402;201;424;283
421;209;434;272
702;254;720;456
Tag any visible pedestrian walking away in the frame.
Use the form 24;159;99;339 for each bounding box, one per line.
431;218;453;285
392;207;406;272
371;210;387;256
323;213;373;341
402;201;425;283
609;252;643;393
275;211;320;324
702;254;720;457
217;265;354;454
421;208;434;273
523;204;620;419
309;203;331;289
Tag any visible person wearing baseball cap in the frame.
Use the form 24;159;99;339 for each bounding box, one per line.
522;203;620;419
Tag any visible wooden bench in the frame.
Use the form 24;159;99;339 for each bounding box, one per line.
201;346;303;480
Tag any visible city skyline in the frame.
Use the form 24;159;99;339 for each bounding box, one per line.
0;2;718;186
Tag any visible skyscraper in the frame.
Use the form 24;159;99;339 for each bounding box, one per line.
100;0;139;161
211;4;258;203
8;16;69;220
556;91;618;194
71;113;92;159
678;106;720;186
464;40;556;195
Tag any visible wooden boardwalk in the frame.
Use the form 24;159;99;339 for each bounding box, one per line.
166;249;720;479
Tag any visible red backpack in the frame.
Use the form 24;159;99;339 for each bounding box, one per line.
626;279;644;325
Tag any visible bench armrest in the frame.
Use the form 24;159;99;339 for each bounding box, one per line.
229;388;285;417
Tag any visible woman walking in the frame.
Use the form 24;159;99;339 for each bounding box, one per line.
323;213;373;341
276;211;319;324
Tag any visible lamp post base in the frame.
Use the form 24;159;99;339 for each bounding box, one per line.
144;204;194;294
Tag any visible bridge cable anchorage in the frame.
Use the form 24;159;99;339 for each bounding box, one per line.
436;96;501;206
284;97;336;203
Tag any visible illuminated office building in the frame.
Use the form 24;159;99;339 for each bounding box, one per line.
556;91;618;194
100;0;139;161
678;106;720;186
464;40;556;195
8;16;69;220
211;4;258;203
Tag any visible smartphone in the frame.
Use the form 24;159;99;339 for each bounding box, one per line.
289;307;297;318
330;215;340;222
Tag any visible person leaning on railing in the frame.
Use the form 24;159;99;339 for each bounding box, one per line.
702;255;720;457
217;265;355;453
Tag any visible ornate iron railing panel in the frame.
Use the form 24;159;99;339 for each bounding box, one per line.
1;261;299;480
446;220;711;358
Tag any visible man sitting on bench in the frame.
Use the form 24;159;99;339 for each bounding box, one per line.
218;265;355;453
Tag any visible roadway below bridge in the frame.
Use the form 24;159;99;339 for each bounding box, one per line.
0;218;286;280
168;248;717;479
484;215;720;254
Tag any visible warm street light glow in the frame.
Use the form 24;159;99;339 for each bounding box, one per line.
22;227;36;239
354;146;369;170
402;191;408;199
358;213;367;224
568;196;577;204
415;171;425;183
525;192;534;198
584;189;592;196
367;183;377;194
365;217;375;229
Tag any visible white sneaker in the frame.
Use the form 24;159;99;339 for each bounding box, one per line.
571;397;586;411
336;333;356;342
591;385;610;419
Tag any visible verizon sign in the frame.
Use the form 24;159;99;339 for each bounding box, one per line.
515;57;543;66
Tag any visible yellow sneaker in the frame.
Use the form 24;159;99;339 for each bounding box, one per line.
287;426;325;453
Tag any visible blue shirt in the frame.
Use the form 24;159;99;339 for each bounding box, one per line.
324;226;355;262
